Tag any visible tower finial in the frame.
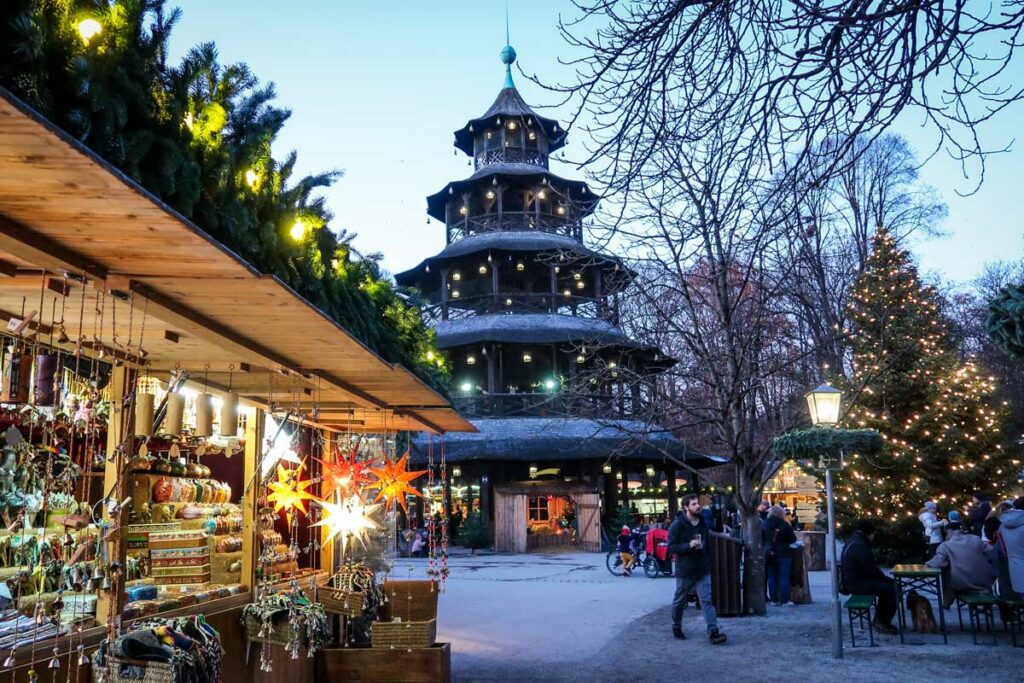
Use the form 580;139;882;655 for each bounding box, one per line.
500;1;516;89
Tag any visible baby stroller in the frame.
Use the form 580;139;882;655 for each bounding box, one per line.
643;528;673;578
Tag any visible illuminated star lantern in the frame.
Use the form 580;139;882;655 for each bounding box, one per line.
314;495;381;556
316;445;372;499
367;451;427;512
266;463;316;524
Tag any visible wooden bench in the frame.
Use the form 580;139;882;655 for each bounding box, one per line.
844;594;877;647
1001;599;1024;647
955;593;997;645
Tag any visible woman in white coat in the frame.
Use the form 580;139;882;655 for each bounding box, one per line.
919;500;947;558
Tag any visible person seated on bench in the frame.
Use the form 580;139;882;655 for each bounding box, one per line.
841;519;898;635
926;518;994;607
994;496;1024;601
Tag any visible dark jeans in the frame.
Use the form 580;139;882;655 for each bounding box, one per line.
849;577;897;626
672;573;718;631
767;556;792;604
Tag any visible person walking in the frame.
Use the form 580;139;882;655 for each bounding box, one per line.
841;519;898;635
925;519;994;607
666;494;727;644
765;505;797;605
918;501;947;558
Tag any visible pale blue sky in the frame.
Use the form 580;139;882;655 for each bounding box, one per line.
168;1;1024;284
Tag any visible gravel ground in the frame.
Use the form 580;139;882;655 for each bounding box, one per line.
398;552;1024;683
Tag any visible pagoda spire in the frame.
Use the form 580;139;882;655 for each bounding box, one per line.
501;3;516;89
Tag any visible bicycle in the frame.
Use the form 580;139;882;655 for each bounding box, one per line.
605;530;647;576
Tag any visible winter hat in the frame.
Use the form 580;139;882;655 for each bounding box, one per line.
947;510;961;523
924;501;937;511
621;525;631;534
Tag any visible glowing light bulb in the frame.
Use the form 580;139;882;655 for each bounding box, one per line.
77;18;102;44
290;219;307;241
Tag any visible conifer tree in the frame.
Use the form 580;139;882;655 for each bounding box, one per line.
835;228;1019;545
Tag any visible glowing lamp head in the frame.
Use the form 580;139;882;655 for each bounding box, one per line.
645;465;656;477
544;378;557;390
452;466;462;478
466;354;476;365
806;383;842;426
77;18;102;44
460;381;473;393
244;169;259;189
290;219;307;241
602;464;612;474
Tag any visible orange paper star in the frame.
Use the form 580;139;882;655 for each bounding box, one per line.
316;444;372;499
367;451;427;512
266;462;316;522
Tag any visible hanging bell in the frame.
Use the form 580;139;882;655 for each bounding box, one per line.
62;532;75;547
85;579;95;592
3;651;15;668
48;656;60;669
92;566;103;580
77;644;87;667
101;576;111;590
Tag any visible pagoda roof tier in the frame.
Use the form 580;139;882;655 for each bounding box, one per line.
426;165;597;222
409;417;728;466
454;87;568;156
394;231;634;290
437;312;654;351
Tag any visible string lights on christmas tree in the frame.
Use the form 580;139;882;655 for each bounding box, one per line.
834;227;1018;528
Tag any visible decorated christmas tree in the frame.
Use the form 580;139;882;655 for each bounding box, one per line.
835;228;1018;555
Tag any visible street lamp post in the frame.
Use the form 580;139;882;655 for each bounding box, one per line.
806;384;844;660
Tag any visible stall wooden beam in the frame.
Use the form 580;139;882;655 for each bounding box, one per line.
240;406;264;589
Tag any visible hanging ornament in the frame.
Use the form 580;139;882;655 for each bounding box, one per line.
135;392;155;437
313;494;381;556
220;392;239;437
367;451;427;512
165;392;184;435
195;393;213;436
266;463;317;523
316;444;372;499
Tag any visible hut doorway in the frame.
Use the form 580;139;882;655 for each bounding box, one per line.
494;483;601;553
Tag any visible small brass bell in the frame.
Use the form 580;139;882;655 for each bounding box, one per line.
3;651;16;668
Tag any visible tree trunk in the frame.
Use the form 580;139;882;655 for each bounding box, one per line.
739;468;767;616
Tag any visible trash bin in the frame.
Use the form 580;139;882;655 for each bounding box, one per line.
709;532;743;616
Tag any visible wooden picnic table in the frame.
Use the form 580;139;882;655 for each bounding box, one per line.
891;564;948;644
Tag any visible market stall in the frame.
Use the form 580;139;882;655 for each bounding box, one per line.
0;88;471;683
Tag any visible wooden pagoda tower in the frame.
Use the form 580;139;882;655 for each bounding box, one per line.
398;43;723;552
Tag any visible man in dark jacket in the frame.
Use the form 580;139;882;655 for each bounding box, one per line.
840;519;897;634
667;494;727;644
968;493;991;536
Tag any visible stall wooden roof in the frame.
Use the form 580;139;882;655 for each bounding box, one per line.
0;88;473;434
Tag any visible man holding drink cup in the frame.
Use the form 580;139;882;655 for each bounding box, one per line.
667;494;727;644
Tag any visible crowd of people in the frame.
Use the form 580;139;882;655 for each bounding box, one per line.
838;493;1024;635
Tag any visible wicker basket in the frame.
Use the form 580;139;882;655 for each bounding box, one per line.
92;654;176;683
243;610;297;647
371;618;437;649
316;582;368;618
